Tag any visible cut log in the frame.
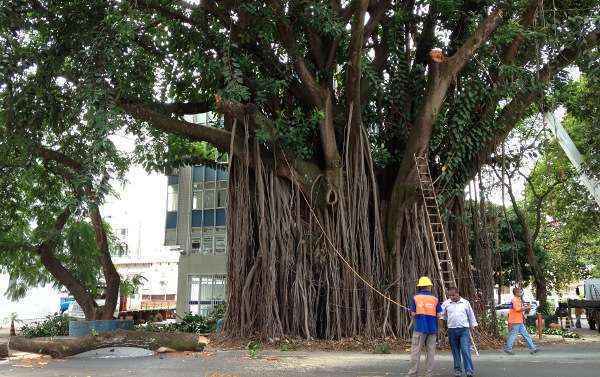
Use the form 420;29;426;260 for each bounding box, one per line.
9;330;207;358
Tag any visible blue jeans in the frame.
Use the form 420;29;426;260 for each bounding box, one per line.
505;323;536;351
448;327;474;376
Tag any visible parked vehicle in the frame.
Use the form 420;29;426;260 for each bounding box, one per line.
495;300;539;318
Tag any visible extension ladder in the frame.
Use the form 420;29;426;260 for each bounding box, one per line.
414;153;457;296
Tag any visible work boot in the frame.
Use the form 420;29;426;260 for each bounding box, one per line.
503;349;514;355
530;348;539;354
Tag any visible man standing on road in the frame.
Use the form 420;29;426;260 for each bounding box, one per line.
504;287;539;355
442;287;478;377
407;276;443;377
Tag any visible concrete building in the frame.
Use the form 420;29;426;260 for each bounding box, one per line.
165;113;229;317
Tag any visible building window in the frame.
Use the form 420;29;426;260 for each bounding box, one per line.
167;183;179;212
190;163;229;253
203;190;216;209
217;188;227;208
201;235;213;254
192;186;203;210
188;274;227;316
215;235;226;254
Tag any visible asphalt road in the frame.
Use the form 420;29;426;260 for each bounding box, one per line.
1;342;599;377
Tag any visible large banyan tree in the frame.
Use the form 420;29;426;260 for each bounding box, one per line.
1;0;598;338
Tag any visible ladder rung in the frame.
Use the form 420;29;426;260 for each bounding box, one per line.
438;259;451;263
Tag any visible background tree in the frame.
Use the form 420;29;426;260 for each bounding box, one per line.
1;0;598;338
0;16;129;318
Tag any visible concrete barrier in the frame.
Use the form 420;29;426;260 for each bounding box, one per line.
68;320;134;337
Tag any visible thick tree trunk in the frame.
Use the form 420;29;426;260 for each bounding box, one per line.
222;122;448;339
447;196;475;299
8;330;207;358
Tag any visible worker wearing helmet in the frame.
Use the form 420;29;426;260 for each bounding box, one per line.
407;276;443;377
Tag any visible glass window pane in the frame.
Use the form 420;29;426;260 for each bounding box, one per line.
192;166;204;182
190;277;200;301
192;190;203;210
215;235;226;254
217;167;228;180
191;210;202;227
203;209;215;226
167;184;178;211
205;166;216;181
203;190;215;209
217;189;227;208
202;235;214;254
215;208;226;227
165;212;178;229
200;276;213;301
213;282;226;301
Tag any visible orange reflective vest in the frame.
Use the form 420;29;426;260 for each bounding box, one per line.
508;297;524;324
414;294;439;316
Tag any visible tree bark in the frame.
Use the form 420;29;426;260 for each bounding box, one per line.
506;175;548;309
8;330;207;358
35;207;100;320
90;205;121;320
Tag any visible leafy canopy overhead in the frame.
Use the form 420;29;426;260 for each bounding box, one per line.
1;1;598;196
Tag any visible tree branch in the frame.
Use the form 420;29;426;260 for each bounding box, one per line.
502;0;543;65
118;99;233;153
477;29;600;165
363;0;392;43
268;0;323;107
35;206;100;320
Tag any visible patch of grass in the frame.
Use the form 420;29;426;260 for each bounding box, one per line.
247;340;262;358
373;342;391;354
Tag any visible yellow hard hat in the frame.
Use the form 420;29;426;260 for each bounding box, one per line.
417;276;433;287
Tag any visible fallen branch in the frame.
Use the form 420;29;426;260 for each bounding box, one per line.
8;330;208;358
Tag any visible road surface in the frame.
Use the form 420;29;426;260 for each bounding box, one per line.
1;342;598;376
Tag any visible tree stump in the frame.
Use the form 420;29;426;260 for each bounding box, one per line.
8;330;208;358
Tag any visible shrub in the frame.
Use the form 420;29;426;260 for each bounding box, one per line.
374;342;391;354
247;340;262;358
176;312;211;333
137;313;211;334
20;314;69;338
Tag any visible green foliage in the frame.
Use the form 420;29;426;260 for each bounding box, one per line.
120;274;147;298
20;314;70;338
525;325;580;338
247;340;262;359
373;342;391;354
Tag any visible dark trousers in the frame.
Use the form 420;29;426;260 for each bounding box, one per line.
448;327;474;376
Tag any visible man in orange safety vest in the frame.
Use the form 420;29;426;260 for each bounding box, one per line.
407;276;443;377
503;287;539;355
